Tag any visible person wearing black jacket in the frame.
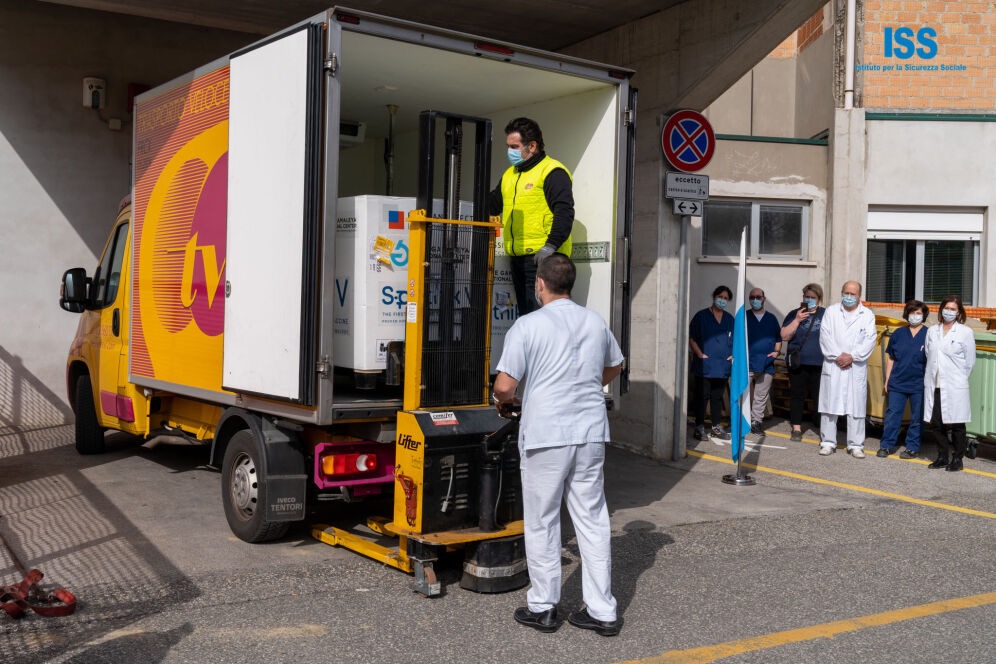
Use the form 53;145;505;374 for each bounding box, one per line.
488;117;574;317
780;283;826;441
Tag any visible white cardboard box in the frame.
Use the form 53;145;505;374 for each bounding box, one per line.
333;196;415;371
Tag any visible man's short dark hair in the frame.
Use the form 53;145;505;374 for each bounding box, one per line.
537;253;575;295
505;117;544;151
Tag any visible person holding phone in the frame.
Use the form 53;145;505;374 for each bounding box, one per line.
780;284;826;441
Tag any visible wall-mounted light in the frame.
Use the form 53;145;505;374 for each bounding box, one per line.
82;77;106;109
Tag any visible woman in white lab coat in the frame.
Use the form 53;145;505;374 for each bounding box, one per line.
923;294;976;472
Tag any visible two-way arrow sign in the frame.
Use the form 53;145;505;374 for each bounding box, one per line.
673;199;703;217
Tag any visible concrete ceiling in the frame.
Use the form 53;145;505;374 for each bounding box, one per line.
37;0;686;51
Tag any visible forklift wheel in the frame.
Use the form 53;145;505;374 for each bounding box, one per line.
221;430;289;543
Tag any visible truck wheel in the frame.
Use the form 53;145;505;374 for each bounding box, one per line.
74;374;105;455
221;430;289;543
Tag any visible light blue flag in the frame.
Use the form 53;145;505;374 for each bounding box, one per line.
730;227;751;462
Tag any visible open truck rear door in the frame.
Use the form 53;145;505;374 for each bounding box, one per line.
222;24;326;404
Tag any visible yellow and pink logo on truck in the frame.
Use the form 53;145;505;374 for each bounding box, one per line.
130;66;233;397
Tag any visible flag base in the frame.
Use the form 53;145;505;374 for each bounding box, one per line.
722;473;756;486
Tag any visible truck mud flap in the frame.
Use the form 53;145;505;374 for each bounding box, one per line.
264;475;307;522
260;418;307;522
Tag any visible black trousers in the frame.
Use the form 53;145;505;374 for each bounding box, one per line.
510;255;539;317
930;388;967;459
788;364;822;426
694;376;728;427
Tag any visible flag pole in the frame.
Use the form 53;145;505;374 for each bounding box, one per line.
723;225;755;486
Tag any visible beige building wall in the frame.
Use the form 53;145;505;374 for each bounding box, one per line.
0;0;251;428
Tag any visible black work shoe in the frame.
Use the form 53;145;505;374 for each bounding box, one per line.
567;607;621;637
750;421;763;435
710;425;732;441
945;458;964;472
693;425;707;441
899;449;919;460
790;430;803;442
876;448;894;458
928;458;948;469
514;607;560;633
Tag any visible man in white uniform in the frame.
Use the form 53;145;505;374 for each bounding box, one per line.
817;280;878;458
493;253;624;636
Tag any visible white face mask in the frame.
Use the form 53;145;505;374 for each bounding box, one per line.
907;313;923;326
941;309;957;323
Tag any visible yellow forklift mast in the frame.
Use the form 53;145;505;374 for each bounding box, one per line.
313;112;526;596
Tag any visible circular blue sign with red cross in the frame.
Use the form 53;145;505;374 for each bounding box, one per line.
661;109;715;172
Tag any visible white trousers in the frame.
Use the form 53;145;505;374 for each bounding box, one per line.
820;413;866;450
520;442;616;621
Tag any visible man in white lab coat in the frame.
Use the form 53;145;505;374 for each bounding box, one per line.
817;280;878;458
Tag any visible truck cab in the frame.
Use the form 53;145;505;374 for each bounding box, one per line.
61;197;149;453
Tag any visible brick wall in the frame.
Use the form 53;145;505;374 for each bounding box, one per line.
768;6;828;59
860;0;995;110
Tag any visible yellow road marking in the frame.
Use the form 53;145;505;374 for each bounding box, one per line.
762;429;996;479
620;591;996;664
687;450;996;519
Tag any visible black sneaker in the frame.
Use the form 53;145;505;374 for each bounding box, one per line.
693;425;707;441
750;421;763;435
710;425;731;441
876;448;894;458
567;607;621;637
899;449;918;460
514;607;561;633
790;430;803;442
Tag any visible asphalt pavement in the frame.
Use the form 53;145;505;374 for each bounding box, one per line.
1;419;994;663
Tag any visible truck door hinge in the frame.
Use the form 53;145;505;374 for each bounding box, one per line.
623;108;634;126
316;357;331;378
325;54;338;76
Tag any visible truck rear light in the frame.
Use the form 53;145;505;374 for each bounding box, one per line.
321;452;378;477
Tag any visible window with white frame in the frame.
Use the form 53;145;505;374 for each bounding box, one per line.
701;199;809;259
865;209;981;306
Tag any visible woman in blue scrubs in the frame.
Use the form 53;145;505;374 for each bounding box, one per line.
689;285;734;441
877;300;929;459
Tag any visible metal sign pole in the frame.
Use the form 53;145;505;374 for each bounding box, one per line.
672;214;690;462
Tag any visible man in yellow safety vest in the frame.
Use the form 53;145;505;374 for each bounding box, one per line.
489;117;574;317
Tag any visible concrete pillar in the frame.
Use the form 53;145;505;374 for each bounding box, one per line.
827;108;867;296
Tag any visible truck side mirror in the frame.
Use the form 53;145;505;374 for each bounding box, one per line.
60;267;90;313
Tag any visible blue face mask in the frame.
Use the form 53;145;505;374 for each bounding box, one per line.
804;297;818;310
841;294;858;307
714;298;728;311
507;146;525;166
750;298;763;310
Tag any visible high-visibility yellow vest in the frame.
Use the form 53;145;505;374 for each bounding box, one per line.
500;156;572;257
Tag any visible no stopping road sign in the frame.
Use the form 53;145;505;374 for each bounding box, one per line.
661;109;715;172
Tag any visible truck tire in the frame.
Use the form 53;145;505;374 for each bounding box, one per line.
221;430;289;543
74;374;105;455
